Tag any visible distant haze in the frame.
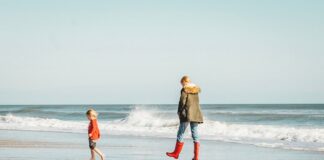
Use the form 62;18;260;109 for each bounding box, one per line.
0;0;323;104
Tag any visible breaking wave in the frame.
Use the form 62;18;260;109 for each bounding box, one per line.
1;107;324;152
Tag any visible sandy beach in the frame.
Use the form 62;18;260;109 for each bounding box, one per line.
1;129;323;160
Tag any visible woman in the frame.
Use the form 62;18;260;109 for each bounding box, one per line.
166;76;204;160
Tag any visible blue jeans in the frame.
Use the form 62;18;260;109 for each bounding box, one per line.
177;122;199;142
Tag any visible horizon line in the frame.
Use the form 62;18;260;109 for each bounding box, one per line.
0;103;323;106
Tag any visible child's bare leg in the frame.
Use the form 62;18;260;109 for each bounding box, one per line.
93;148;105;160
90;149;96;160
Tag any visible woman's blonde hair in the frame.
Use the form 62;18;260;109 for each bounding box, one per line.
86;108;98;118
181;76;191;83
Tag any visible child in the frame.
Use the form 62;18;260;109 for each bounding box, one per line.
86;109;105;160
166;76;204;160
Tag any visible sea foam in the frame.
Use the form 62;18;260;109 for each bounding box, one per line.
1;107;324;152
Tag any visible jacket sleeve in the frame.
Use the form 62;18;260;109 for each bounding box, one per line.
97;121;101;138
89;120;97;136
178;90;188;115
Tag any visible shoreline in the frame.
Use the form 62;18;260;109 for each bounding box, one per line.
1;130;323;160
1;129;324;154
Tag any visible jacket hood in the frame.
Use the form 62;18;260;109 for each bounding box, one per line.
183;83;201;94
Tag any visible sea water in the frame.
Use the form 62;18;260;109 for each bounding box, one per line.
0;104;324;152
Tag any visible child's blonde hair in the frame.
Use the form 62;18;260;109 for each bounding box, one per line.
181;76;191;83
86;108;98;118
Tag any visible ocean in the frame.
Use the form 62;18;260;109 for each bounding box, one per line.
1;104;324;153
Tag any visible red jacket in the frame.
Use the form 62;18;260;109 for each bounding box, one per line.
88;119;101;140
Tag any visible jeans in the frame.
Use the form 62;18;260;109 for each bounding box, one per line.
177;122;199;142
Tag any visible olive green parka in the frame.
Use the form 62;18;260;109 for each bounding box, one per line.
177;84;204;123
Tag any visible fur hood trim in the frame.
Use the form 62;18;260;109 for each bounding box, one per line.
183;83;201;94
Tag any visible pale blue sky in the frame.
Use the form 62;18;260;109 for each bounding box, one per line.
0;0;323;104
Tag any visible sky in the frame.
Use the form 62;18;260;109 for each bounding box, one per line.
0;0;323;104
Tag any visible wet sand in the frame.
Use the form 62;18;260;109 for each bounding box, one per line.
0;130;323;160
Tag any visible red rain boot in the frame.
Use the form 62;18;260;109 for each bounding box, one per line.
166;141;184;159
192;142;200;160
